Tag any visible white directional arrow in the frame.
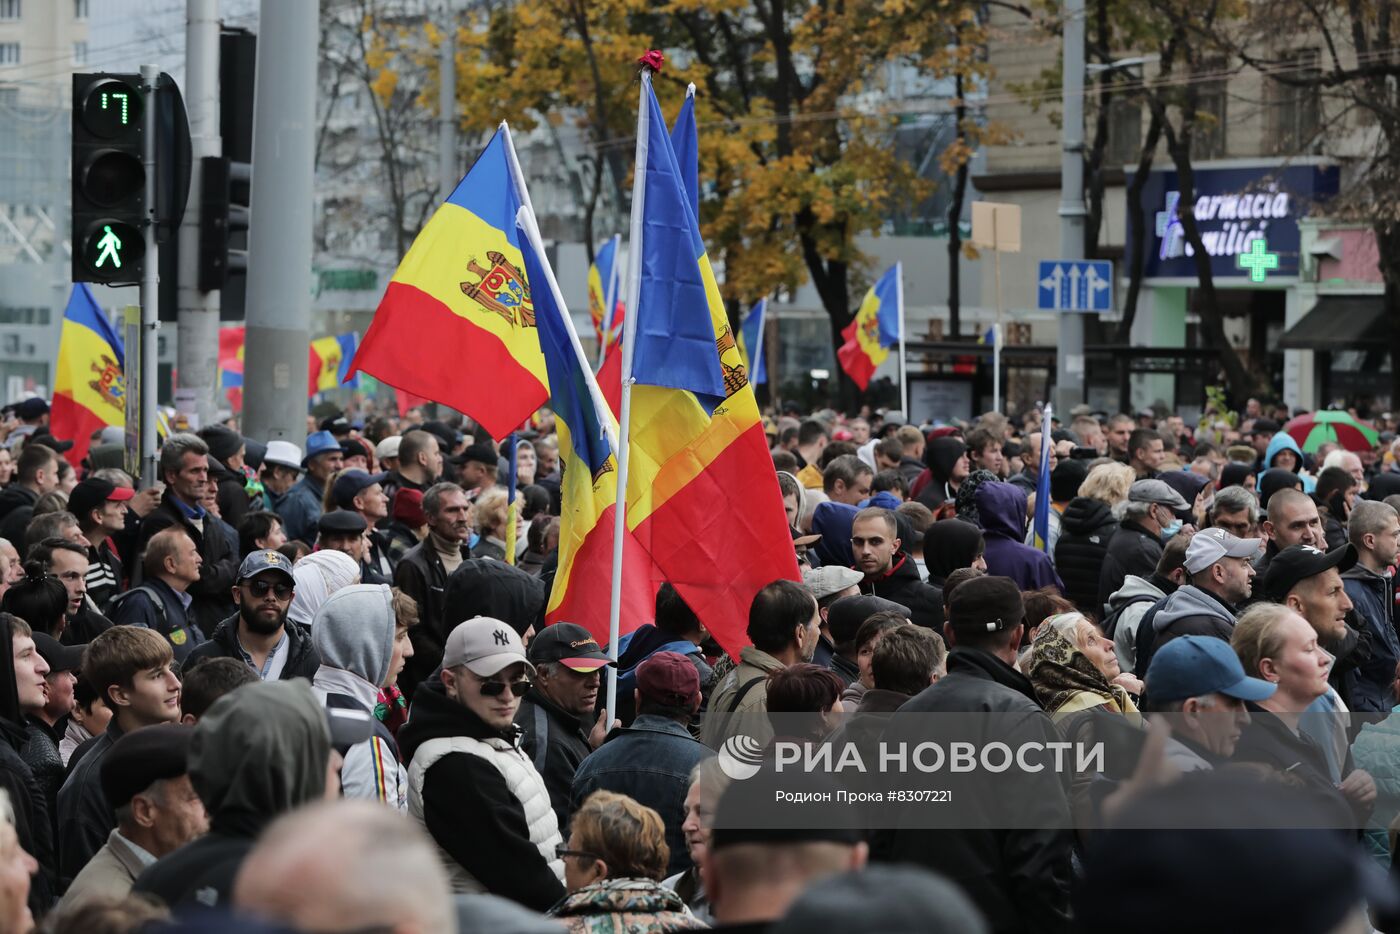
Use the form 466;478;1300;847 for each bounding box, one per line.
1040;265;1065;308
1067;264;1082;310
1084;265;1110;309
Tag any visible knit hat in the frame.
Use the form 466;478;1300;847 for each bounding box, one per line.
392;488;427;527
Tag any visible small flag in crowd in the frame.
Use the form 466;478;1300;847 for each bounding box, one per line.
836;264;902;391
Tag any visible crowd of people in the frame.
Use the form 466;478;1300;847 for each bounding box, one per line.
0;394;1392;931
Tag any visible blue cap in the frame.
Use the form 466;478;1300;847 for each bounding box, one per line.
237;549;296;584
330;469;388;509
303;430;340;465
1145;635;1276;704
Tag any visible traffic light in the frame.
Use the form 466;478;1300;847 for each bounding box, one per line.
72;73;147;285
197;156;249;290
217;27;256;321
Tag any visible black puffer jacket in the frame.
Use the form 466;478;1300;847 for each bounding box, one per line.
1054;498;1119;617
860;554;943;631
1098;519;1164;609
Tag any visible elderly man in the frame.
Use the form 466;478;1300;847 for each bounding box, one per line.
1142;635;1274;769
395;482;474;699
276;430;344;545
1099;479;1189;609
58;724;205;909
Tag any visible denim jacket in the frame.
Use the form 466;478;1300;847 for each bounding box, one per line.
569;715;713;876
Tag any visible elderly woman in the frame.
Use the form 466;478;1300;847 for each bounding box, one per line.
1055;461;1134;616
551;790;704;933
471;488;514;562
1232;603;1376;823
1027;612;1142;722
662;759;729;924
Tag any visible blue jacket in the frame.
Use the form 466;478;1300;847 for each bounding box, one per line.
109;577;204;665
975;481;1064;594
1343;564;1400;713
1262;432;1315;493
275;475;326;545
570;715;713;876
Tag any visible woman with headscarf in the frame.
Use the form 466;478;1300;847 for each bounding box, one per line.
1026;612;1141;723
921;519;986;588
954;469;999;527
287;550;362;627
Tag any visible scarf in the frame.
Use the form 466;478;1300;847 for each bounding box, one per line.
1026;615;1135;716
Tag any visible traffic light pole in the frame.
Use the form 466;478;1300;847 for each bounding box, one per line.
139;64;161;489
177;0;222;427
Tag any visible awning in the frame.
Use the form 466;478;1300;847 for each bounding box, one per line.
1277;295;1386;350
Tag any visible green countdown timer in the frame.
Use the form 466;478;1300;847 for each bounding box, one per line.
79;221;144;277
78;77;143;139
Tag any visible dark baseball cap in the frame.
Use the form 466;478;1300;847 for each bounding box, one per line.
32;632;83;673
100;724;192;809
330;469;388;509
448;442;500;467
947;575;1024;635
13;398;47;420
636;651;701;708
527;622;614;672
237;549;296;584
67;477;134;521
1261;543;1357;603
1144;635;1276;704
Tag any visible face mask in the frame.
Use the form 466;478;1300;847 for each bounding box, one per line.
1161;518;1184;539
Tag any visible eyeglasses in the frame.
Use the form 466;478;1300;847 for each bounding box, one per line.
479;678;531;698
244;579;293;599
555;845;600;862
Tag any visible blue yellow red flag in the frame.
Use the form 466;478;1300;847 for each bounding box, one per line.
517;207;654;643
309;332;359;395
50;284;124;467
1032;405;1054;551
347;124;549;440
621;74;799;658
588;236;622;353
836;263;902;391
737;298;768;386
671;83;699;222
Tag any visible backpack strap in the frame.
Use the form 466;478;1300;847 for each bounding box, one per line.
727;675;768;714
112;585;168;629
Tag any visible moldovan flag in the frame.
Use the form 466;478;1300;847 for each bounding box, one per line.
836;263;902;391
50;284;124;467
588;236;622;350
737;298;767;386
518;209;653;641
621;74;799;658
347;124;549;440
309;332;359;396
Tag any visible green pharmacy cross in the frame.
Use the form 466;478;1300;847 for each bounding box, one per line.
1238;238;1279;282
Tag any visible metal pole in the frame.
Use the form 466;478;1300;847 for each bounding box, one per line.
895;262;908;417
438;1;456;198
177;0;221;427
1056;0;1087;414
993;248;1002;416
242;0;318;445
139;64;161;488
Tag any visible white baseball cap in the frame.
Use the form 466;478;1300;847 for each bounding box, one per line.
262;440;304;472
1184;527;1263;575
375;436;402;461
442;617;534;678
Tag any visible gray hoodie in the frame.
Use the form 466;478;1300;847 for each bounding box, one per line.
1151;585;1236;639
1107;575;1166;673
311;584;408;811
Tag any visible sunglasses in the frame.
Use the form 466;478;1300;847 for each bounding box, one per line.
244;579;293;599
479;678;531;698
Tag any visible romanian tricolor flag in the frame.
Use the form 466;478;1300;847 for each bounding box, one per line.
309;332;359;396
588;236;622;354
348;125;549;440
737;298;767;386
620;74;798;658
517;207;653;642
50;284;124;467
836;263;902;391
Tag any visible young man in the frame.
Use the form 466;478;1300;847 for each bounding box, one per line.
1128;428;1165;479
382;429;442;507
68;477;133;616
20;632;81;827
398;617;566;910
58;724;206;909
0;615;56;911
57;626;182;880
111;528;205;664
0;444;59;547
328;469;393;584
1343;500;1400;711
29;538;112;645
963;427;1005;478
851;507;942;630
185;550;318;681
311;584;416;810
447;442;499;495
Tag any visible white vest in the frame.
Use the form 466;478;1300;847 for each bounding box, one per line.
407;733;564;893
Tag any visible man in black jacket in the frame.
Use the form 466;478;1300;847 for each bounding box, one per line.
1098;479;1187;607
851;507;943;631
398;617;565;911
134;433;238;636
873;576;1073;934
111;528;205;665
516;622;613;833
394;482;473;699
0;444;60;548
69;477;132;616
184;551;319;682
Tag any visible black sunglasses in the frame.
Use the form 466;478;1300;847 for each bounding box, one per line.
479;678;531;698
244;579;293;599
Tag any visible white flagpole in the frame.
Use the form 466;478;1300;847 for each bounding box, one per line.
895;262;907;418
603;71;652;725
751;298;766;385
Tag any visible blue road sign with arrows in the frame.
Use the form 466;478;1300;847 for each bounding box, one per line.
1037;260;1113;313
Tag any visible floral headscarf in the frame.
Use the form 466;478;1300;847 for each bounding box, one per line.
1026;613;1136;717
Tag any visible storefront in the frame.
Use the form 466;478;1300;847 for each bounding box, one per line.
1124;159;1340;413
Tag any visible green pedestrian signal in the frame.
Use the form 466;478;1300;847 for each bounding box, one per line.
79;221;143;279
72;74;147;285
95;225;123;268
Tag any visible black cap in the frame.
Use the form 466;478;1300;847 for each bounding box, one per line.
448;442;499;467
32;632;83;672
199;425;244;464
1261;543;1358;602
419;420;462;453
1050;459;1088;502
319;414;351;435
100;724;193;809
318;510;368;536
67;477;134;522
526;622;614;671
13;398;47;420
1252;417;1281;436
826;594;910;647
28;431;73;454
947;575;1024;635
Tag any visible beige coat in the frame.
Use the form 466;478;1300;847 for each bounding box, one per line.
700;646;786;750
57;829;153;910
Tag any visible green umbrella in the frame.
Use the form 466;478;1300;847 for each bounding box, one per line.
1282;411;1379;453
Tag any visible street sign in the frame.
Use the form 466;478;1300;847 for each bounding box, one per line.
1037;260;1113;313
